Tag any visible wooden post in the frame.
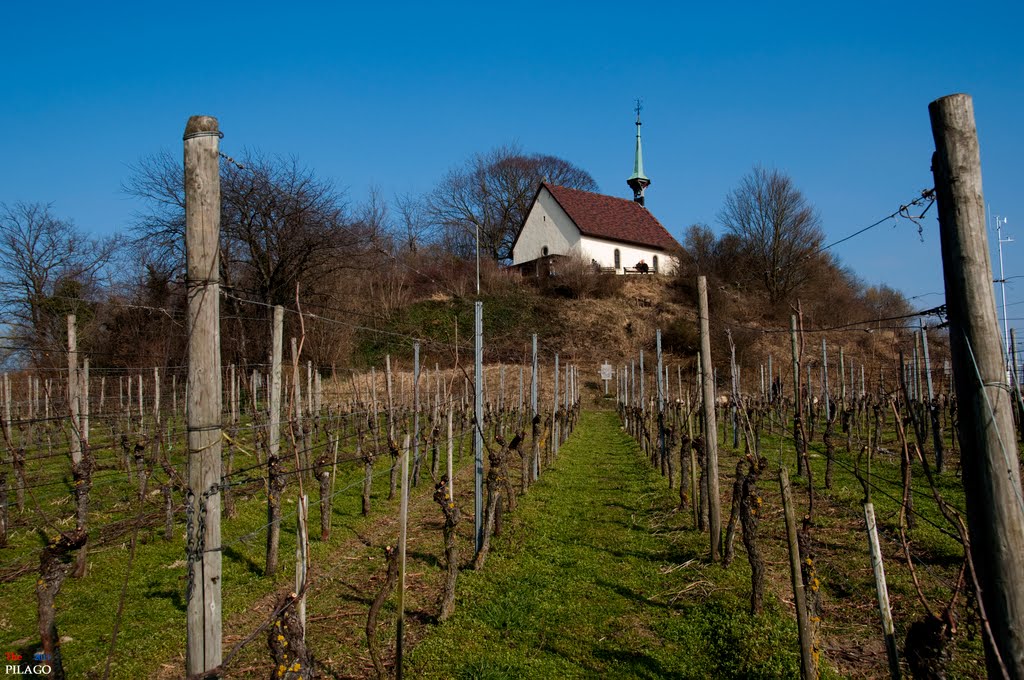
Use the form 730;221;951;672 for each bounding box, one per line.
68;315;81;470
447;405;454;501
296;494;309;638
553;353;560;458
657;330;666;475
81;359;90;444
1012;328;1023;439
474;301;484;552
864;502;900;679
697;276;722;560
266;306;283;575
396;433;411;679
183;115;222;676
531;334;539;481
291;338;305;486
412;344;421;487
930;93;1024;677
791;316;804;475
920;323;945;473
730;335;739;449
780;467;816;679
67;315;89;578
154;367;161;428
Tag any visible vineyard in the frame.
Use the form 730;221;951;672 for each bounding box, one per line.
0;94;1022;680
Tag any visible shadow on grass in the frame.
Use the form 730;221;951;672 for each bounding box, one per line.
595;578;670;610
407;550;442;570
224;544;263;577
144;577;187;612
593;647;682;679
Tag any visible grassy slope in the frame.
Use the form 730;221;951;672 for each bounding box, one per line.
407;411;805;679
0;422;480;679
0;453;389;678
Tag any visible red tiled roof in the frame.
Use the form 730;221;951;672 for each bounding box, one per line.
544;183;681;251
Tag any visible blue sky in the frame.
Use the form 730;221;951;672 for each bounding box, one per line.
2;1;1022;323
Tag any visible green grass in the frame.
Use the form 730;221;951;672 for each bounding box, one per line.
407;411;805;679
0;415;480;679
714;408;985;677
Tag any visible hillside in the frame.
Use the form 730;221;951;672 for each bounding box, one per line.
352;272;937;396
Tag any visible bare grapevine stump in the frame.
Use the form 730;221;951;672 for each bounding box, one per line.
268;592;314;679
37;529;87;680
741;456;766;614
316;453;331;542
433;477;460;621
366;546;399;679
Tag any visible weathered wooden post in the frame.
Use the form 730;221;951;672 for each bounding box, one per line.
68;315;89;578
397;433;411;679
781;467;816;679
412;343;421;486
296;494;309;636
864;501;900;679
68;315;81;484
266;306;283;575
183;114;222;676
697;276;722;560
553;353;560;458
531;334;539;482
790;315;805;476
930;92;1024;677
474;301;484;552
656;330;666;475
920;323;945;473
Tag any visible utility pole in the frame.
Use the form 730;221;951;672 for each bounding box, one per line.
930;93;1024;678
995;212;1012;367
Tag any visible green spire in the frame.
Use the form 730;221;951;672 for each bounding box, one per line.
627;100;651;206
628;108;648;182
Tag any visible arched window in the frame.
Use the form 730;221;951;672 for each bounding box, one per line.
542;245;549;257
652;255;659;273
614;249;621;269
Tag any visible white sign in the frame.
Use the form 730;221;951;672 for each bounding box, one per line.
600;362;614;381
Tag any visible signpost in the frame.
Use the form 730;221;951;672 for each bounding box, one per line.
600;361;613;395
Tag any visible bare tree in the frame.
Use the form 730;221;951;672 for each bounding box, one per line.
0;202;121;365
682;223;718;273
126;150;377;300
426;144;598;262
393;192;435;254
718;166;824;304
125;150;380;363
863;284;912;321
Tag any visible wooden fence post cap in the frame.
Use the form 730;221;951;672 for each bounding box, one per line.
928;93;972;111
183;115;220;139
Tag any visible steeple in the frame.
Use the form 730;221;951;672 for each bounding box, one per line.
627;99;651;206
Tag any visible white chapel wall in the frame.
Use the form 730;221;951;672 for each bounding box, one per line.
511;187;581;265
578;235;677;274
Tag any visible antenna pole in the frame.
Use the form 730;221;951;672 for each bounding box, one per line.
996;214;1012;367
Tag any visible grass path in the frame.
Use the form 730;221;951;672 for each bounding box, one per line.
407;411;802;679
